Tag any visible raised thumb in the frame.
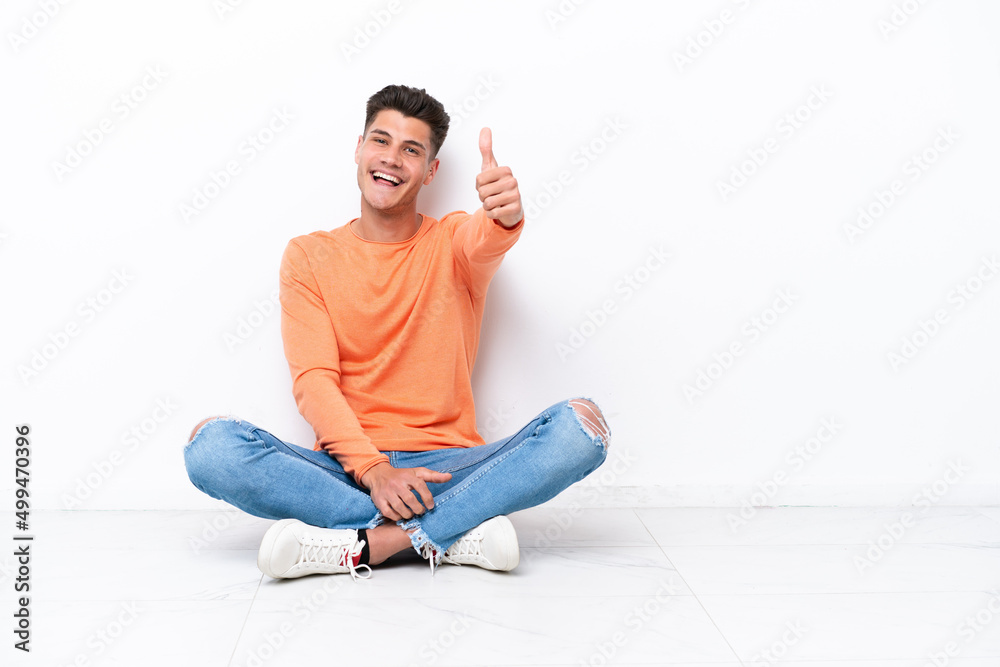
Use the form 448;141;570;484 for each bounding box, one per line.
480;127;497;172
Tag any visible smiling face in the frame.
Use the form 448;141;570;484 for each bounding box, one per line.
355;109;439;219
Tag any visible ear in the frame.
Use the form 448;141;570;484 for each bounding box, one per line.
423;158;439;185
354;135;363;164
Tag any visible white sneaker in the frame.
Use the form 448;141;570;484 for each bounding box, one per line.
421;515;519;574
258;519;371;581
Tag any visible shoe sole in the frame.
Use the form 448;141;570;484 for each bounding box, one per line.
257;518;299;579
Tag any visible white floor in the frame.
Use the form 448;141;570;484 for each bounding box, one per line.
5;506;1000;666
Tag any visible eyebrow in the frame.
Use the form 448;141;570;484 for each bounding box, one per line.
369;128;427;152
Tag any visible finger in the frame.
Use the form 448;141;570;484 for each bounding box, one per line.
409;480;437;511
487;205;522;224
475;169;514;196
479;187;519;208
416;468;453;483
483;199;521;223
388;495;413;520
391;487;426;517
377;499;401;522
480;127;497;172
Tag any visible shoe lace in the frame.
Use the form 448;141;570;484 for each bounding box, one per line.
420;544;442;576
298;537;372;581
444;529;484;560
420;529;485;576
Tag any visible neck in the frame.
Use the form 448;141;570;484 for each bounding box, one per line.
353;203;422;243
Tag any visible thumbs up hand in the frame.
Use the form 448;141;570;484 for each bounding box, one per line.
476;127;523;229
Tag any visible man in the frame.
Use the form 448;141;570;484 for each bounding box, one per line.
184;85;611;580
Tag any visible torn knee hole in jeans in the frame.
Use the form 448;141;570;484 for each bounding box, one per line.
188;415;243;443
568;399;610;449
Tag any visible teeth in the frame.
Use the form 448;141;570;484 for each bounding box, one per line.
373;171;401;184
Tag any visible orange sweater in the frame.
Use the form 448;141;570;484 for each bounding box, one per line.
279;208;523;484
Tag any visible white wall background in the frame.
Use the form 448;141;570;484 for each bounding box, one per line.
2;0;998;510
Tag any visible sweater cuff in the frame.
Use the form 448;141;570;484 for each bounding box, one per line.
353;454;390;487
492;216;524;231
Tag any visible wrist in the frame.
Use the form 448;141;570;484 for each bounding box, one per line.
495;215;523;230
360;461;391;489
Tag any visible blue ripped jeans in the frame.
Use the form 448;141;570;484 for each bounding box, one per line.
183;398;609;561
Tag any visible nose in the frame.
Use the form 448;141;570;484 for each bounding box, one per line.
380;147;403;167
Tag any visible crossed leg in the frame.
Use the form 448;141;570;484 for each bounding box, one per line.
186;399;610;565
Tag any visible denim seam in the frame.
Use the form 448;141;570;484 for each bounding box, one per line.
430;413;550;513
432;437;513;474
227;422;356;481
433;410;548;474
272;439;353;477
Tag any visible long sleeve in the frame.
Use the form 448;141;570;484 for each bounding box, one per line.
279;239;389;484
451;207;524;299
